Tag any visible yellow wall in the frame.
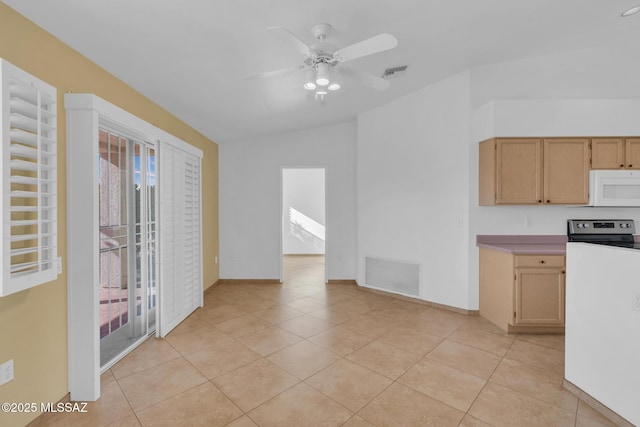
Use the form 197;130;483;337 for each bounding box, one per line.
0;4;219;426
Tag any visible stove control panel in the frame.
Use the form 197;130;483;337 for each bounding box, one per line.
568;219;636;235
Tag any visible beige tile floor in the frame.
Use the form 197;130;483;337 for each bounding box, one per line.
35;255;618;427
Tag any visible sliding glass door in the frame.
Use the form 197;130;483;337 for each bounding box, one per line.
98;129;157;366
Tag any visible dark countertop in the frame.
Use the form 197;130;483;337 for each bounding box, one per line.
477;235;567;255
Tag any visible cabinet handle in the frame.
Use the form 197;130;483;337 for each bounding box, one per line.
540;260;545;264
546;200;550;203
629;164;633;167
538;200;542;203
620;164;625;168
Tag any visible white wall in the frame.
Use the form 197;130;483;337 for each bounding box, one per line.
470;45;640;109
282;168;325;254
219;121;356;280
357;71;472;309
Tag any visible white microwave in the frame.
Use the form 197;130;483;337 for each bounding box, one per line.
589;170;640;207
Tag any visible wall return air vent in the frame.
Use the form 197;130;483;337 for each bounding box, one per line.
365;256;420;297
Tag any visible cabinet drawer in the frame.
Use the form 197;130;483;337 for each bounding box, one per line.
514;255;565;268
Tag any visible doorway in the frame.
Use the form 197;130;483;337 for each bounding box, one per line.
98;128;157;367
281;168;327;284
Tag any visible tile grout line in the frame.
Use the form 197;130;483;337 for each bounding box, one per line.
223;313;382;424
345;316;479;425
158;332;251;421
107;370;145;427
503;335;567;376
427;314;497;424
458;330;518;426
468;334;580;426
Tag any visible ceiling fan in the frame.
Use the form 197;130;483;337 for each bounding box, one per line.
244;23;398;101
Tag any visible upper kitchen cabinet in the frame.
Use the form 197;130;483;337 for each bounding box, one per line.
626;139;640;169
479;137;589;205
543;138;589;204
591;138;640;170
479;138;542;205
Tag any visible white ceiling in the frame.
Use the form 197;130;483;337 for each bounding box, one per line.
3;0;639;143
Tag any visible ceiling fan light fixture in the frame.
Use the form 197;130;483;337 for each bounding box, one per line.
248;24;398;99
316;76;330;86
622;5;640;16
304;69;317;90
315;63;330;86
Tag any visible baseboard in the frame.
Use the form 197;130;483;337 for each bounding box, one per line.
327;279;358;286
283;254;325;257
203;279;220;292
507;324;565;335
215;279;281;285
26;393;71;426
355;281;479;316
429;300;479;316
563;379;635;427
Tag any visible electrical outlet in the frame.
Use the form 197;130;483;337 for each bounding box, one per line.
0;359;14;386
214;256;218;264
633;292;640;312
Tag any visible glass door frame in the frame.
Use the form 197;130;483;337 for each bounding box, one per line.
97;125;158;369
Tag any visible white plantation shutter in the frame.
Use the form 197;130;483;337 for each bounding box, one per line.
158;140;203;337
1;59;58;296
183;154;201;311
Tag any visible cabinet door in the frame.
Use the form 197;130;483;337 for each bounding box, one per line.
496;139;542;204
591;138;625;169
543;139;589;204
625;138;640;169
514;267;565;326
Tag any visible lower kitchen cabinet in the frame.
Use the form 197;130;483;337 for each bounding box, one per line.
479;248;565;334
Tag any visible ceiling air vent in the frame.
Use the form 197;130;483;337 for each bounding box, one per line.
381;65;408;79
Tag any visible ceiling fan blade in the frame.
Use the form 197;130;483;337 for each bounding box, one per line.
243;66;301;80
338;67;391;91
267;27;315;57
333;33;398;63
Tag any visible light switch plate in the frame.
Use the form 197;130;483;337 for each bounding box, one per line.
0;359;14;385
